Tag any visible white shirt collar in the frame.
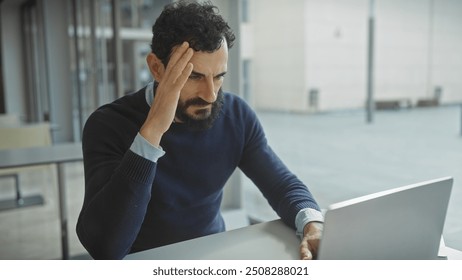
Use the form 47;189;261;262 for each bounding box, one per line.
145;81;155;106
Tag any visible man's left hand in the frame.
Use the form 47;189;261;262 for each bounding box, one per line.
299;221;323;260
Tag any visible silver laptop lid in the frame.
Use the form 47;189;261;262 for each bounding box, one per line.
317;177;453;260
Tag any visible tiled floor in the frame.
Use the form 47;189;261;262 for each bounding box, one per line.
1;104;461;259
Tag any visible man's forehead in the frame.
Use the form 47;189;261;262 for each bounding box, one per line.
189;44;228;73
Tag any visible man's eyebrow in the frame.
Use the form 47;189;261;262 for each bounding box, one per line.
190;71;227;78
190;71;205;77
215;71;227;77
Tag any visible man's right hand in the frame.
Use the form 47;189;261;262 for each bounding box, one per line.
140;42;194;147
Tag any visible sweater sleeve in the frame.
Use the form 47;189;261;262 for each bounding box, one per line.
238;103;321;229
76;112;157;260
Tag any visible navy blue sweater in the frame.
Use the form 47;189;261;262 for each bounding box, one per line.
76;87;320;259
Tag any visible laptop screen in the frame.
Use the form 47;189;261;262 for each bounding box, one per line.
317;177;453;260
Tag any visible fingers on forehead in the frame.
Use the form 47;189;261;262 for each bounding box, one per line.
168;42;191;64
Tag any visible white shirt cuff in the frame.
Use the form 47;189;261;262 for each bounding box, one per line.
130;132;165;162
295;208;324;239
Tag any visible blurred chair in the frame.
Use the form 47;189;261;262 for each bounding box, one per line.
0;114;21;127
0;122;52;210
417;86;442;107
0;122;52;149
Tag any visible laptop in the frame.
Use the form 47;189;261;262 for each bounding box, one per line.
317;177;453;260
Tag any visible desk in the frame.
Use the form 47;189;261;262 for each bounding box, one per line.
125;220;300;260
0;143;83;259
125;219;462;260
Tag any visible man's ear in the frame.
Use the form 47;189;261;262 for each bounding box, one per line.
146;53;165;81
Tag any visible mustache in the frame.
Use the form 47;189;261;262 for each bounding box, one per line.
183;98;213;107
183;88;222;108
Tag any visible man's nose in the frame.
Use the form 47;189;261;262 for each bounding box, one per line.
198;77;217;103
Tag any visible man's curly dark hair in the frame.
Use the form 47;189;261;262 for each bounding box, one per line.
150;1;235;66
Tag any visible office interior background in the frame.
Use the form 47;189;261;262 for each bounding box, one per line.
0;0;461;259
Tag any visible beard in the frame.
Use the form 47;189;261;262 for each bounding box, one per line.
175;88;224;131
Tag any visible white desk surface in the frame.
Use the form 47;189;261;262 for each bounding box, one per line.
125;219;462;260
439;240;462;260
125;219;300;260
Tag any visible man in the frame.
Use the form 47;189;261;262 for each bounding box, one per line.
76;1;323;260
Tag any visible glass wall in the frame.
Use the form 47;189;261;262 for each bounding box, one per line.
67;0;170;138
0;6;3;114
21;0;50;123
